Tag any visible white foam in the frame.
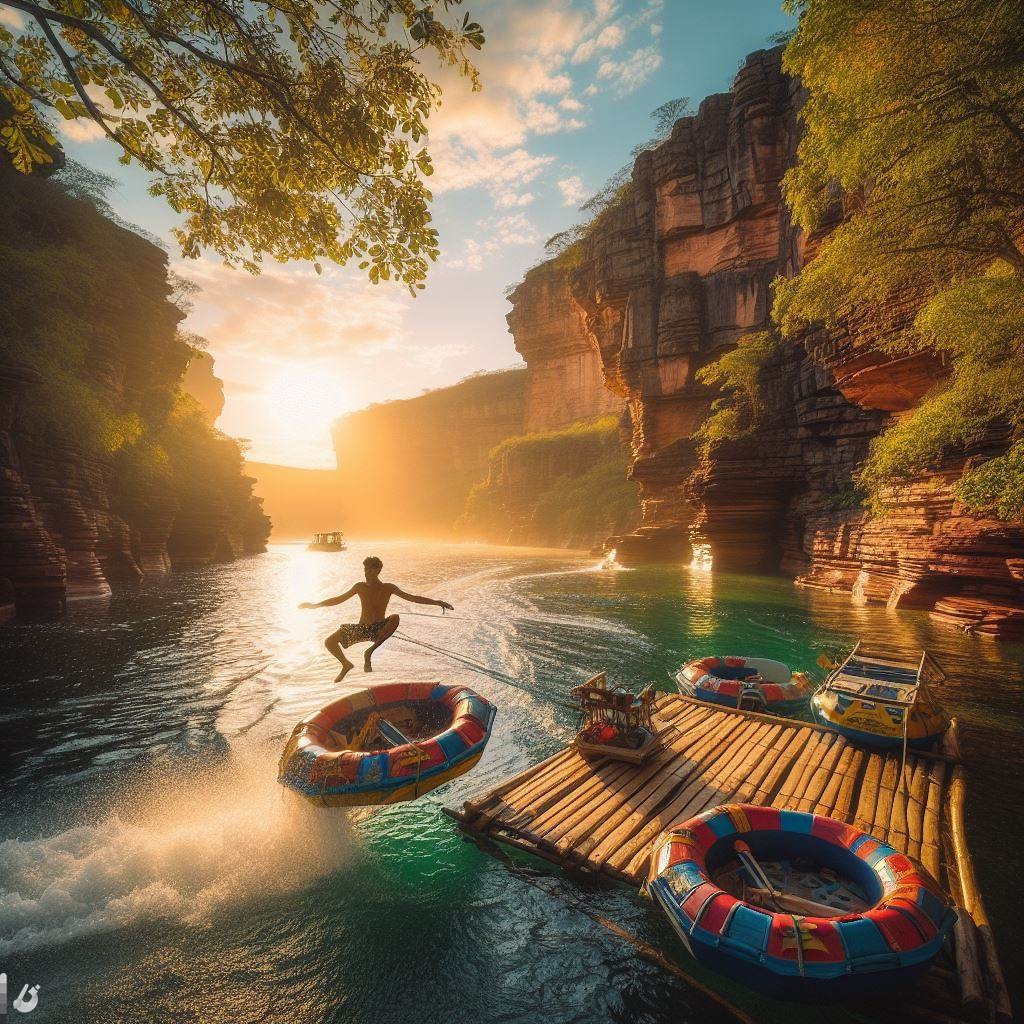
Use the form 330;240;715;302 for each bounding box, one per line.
0;744;355;954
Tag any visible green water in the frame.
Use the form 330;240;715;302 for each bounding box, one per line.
1;542;1021;1022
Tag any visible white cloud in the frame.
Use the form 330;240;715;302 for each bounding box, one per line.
557;174;588;207
494;212;542;246
59;118;105;143
430;142;555;195
597;46;663;96
178;258;407;360
444;212;541;271
572;21;627;63
559;96;584;112
0;8;24;28
495;190;535;208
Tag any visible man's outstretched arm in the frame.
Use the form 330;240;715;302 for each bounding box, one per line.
299;585;358;609
390;585;454;611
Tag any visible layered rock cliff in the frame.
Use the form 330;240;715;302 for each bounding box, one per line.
506;47;1024;637
332;369;529;538
0;166;270;620
507;262;624;432
461;415;638;549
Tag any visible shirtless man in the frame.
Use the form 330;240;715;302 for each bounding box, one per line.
299;555;454;681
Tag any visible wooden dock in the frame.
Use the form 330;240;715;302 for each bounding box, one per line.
446;695;1012;1023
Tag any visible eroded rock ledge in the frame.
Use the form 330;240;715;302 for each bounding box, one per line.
506;47;1024;638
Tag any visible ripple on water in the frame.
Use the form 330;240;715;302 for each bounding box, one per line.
1;542;1022;1021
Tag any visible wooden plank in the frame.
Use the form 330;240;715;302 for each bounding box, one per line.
604;718;769;874
905;758;930;860
728;724;789;804
548;709;725;855
749;726;811;804
871;756;902;847
469;699;703;828
854;751;884;832
568;710;747;862
773;730;835;810
797;735;848;812
587;716;766;870
812;742;854;816
622;721;792;879
828;747;867;822
889;757;913;853
501;755;604;828
529;757;642;838
921;759;947;880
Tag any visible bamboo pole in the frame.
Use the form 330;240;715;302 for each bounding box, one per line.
944;720;1013;1022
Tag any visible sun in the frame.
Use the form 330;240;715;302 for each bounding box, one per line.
264;368;350;439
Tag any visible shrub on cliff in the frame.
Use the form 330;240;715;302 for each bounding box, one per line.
461;417;638;546
776;0;1024;519
692;331;780;454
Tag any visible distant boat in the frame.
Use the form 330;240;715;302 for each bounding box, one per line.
811;642;950;749
307;531;346;551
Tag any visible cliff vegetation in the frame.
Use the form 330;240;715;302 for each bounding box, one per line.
462;416;638;548
775;0;1024;519
0;162;270;617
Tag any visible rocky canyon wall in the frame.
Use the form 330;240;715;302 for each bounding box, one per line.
331;369;529;538
0;167;269;620
506;263;624;432
506;46;1023;637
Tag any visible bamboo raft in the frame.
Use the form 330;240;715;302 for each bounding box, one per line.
445;695;1013;1023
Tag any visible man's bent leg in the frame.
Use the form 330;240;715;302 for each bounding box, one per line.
326;627;355;682
364;615;400;672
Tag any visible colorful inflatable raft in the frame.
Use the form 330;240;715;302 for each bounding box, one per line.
675;656;815;715
278;681;497;806
647;804;955;1002
812;645;949;750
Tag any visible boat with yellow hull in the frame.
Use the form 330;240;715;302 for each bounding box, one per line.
812;644;949;750
278;681;497;806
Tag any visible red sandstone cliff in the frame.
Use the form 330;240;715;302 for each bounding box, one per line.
506;47;1024;638
506;263;624;432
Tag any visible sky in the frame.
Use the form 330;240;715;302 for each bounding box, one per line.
37;0;795;468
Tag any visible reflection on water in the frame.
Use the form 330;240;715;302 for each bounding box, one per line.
1;541;1022;1022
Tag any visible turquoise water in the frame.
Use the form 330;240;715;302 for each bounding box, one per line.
1;542;1021;1022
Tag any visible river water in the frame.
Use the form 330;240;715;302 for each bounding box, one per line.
1;541;1021;1023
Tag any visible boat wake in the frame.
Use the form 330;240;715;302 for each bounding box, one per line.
0;742;355;955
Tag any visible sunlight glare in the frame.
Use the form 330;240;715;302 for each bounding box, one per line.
264;368;350;446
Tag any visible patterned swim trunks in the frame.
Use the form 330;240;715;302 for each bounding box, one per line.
336;619;388;648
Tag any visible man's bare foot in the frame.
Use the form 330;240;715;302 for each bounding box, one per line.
363;651;373;673
334;659;354;682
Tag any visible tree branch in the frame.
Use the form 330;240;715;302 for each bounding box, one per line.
30;8;163;172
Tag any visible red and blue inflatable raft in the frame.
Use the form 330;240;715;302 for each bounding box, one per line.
647;803;955;1002
278;681;496;806
675;656;815;716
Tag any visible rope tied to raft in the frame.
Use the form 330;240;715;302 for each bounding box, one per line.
395;630;533;693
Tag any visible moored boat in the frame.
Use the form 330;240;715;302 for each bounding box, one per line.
307;531;346;551
675;655;815;715
278;681;497;806
811;643;949;749
647;803;956;1002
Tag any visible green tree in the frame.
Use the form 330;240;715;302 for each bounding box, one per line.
775;0;1024;517
0;1;483;289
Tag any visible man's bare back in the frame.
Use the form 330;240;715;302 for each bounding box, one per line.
299;555;453;681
